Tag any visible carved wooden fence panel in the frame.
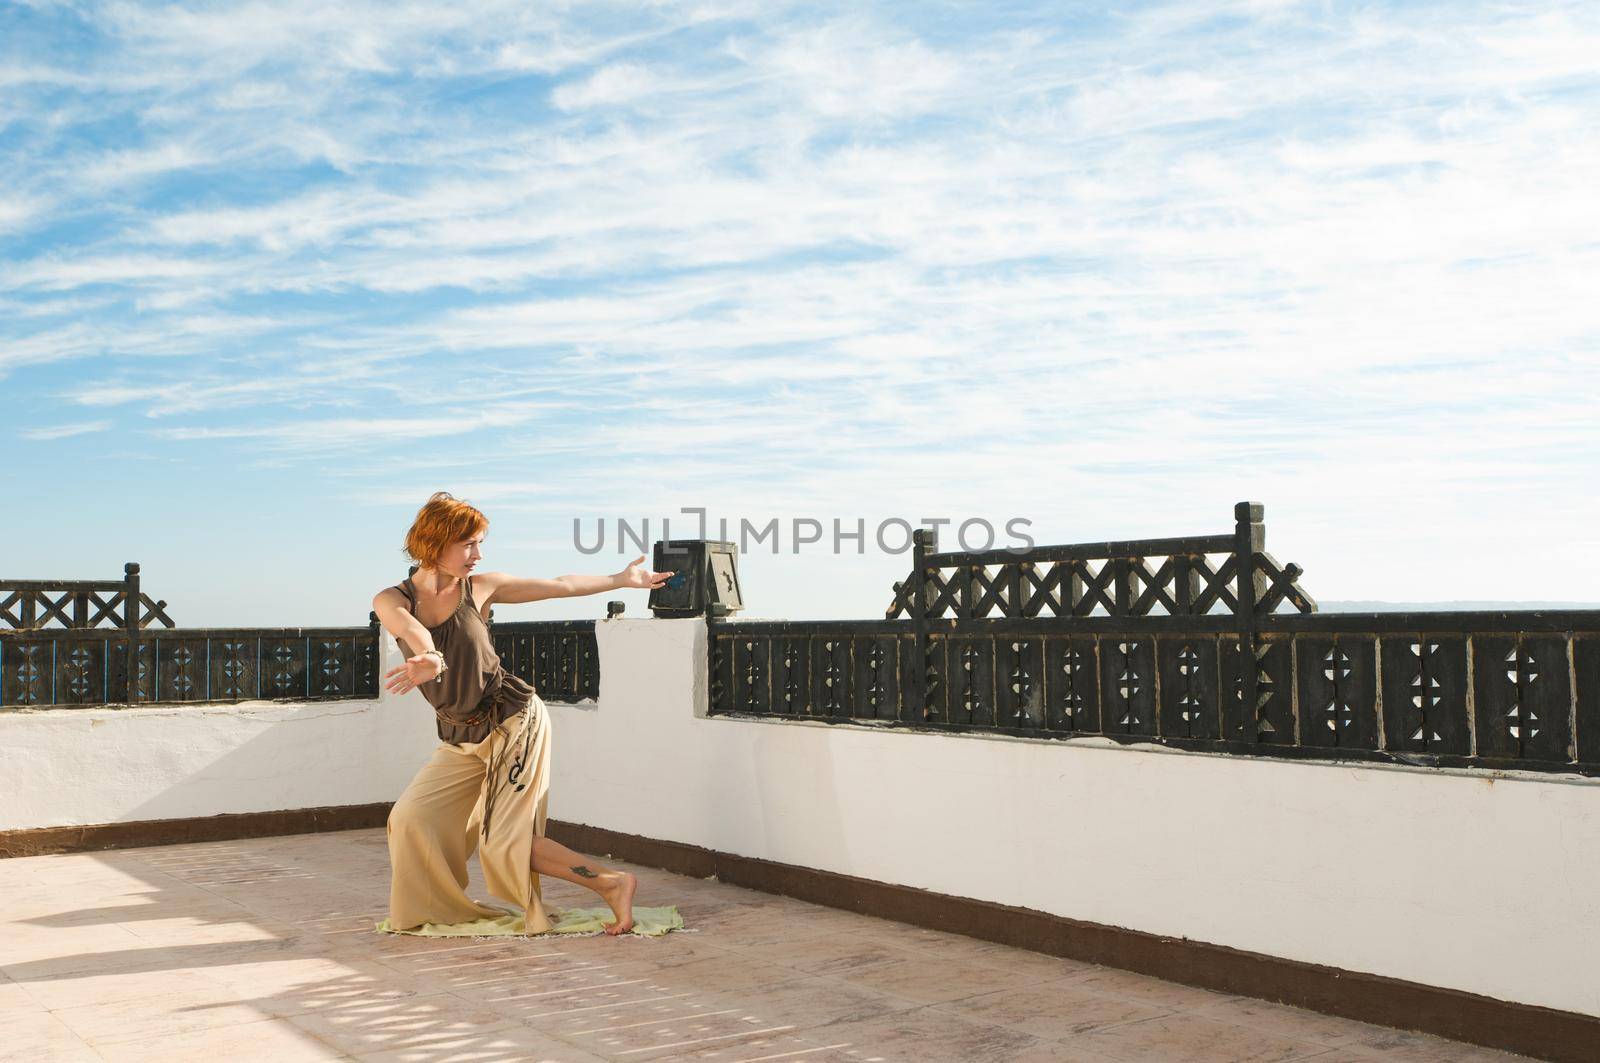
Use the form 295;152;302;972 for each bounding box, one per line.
490;621;601;702
0;627;379;706
709;616;1600;775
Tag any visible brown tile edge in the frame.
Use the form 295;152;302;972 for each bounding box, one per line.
0;803;391;858
545;819;1599;1063
2;808;1591;1061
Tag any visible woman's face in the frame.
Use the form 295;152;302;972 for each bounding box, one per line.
438;531;486;577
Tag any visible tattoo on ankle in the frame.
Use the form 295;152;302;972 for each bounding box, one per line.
571;865;600;879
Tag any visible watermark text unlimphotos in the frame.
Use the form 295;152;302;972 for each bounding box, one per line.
574;508;1035;556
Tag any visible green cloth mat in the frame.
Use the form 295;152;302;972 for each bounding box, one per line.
375;905;684;938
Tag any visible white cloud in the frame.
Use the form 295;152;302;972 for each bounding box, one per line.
3;254;221;291
760;20;964;118
0;194;46;232
148;398;560;451
552;62;665;111
19;420;113;440
78;140;212;185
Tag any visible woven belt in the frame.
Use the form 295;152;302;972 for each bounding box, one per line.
434;702;491;729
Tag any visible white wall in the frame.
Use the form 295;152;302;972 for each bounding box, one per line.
545;617;1600;1020
0;635;443;830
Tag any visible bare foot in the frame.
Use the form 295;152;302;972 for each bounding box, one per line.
598;870;636;935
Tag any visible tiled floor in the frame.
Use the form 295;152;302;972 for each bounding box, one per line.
0;830;1529;1062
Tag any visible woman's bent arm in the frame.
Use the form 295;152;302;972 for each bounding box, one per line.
372;588;437;654
373;588;445;694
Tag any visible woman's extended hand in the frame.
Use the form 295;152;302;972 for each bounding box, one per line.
384;652;442;695
616;555;673;590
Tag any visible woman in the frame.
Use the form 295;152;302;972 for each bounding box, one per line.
372;491;672;937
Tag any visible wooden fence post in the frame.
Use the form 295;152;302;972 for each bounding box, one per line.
1233;503;1264;740
123;562;140;705
910;527;936;721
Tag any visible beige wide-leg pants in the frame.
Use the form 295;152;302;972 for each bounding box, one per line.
385;694;554;935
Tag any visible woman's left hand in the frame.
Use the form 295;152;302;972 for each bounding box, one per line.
384;653;442;695
616;555;673;590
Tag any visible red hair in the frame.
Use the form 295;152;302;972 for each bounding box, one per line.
403;491;488;568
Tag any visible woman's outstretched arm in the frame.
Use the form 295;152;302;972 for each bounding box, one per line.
476;555;672;609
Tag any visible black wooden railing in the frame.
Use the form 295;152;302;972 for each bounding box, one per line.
0;567;601;708
490;620;600;702
0;624;381;706
709;503;1600;776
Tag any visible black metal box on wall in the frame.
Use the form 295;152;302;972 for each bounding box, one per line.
649;539;743;618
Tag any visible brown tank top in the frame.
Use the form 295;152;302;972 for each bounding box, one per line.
392;574;536;745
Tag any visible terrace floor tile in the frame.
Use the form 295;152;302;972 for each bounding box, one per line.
0;829;1538;1062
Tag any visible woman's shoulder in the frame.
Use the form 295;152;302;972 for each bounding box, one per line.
373;580;418;615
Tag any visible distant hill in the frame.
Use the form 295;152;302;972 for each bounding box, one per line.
1320;601;1600;612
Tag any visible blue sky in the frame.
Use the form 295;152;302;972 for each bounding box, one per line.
3;0;1598;626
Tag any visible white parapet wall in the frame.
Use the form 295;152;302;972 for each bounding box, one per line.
5;618;1598;1019
545;617;1600;1020
0;634;445;830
